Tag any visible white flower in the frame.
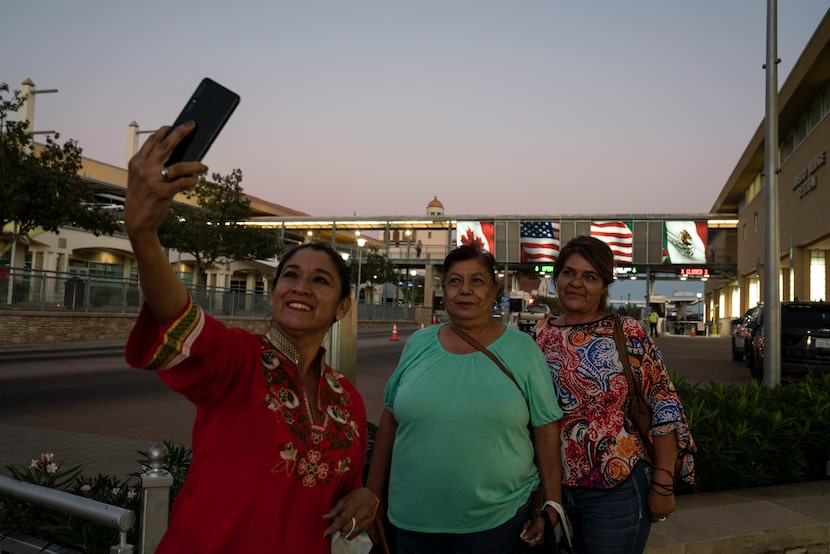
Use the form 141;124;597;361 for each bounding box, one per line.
46;462;58;474
30;459;38;469
111;487;121;497
127;488;137;500
80;484;91;493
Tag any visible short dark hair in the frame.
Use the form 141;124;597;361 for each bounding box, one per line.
273;242;352;300
554;236;614;310
442;244;498;285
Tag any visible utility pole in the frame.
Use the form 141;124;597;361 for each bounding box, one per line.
763;0;782;387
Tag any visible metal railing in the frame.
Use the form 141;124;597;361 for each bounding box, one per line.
0;268;272;317
0;445;172;554
0;268;418;320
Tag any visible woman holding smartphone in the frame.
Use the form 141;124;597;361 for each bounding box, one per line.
124;122;378;553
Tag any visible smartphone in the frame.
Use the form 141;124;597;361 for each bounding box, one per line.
164;77;240;167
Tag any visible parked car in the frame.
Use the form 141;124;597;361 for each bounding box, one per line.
746;301;830;380
518;303;551;332
731;305;763;361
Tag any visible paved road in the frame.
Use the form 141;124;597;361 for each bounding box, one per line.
0;328;744;479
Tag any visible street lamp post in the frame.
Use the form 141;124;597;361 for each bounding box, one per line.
405;230;412;259
408;269;417;305
356;237;366;302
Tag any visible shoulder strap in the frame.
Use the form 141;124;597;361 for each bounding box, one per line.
447;324;520;389
612;314;639;399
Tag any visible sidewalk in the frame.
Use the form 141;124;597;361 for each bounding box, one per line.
2;423;828;553
2;334;829;552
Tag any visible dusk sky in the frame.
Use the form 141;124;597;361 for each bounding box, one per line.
4;2;829;218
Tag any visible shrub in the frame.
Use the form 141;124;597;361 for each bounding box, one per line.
0;444;193;553
675;373;830;493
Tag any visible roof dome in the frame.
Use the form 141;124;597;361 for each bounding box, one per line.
427;196;443;208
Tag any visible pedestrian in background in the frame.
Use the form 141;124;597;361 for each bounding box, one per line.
649;310;659;337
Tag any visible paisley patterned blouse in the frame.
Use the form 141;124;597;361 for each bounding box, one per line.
534;314;695;489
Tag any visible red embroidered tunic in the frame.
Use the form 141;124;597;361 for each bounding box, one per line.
125;298;367;553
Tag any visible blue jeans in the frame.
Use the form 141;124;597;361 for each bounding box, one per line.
395;502;529;554
563;461;652;553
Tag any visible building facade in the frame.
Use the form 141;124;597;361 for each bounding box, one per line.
708;8;830;320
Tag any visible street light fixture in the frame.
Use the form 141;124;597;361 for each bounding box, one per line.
356;236;366;302
408;269;417;305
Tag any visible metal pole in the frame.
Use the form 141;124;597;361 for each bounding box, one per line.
139;444;173;554
764;0;781;387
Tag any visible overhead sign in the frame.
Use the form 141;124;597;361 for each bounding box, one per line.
614;266;638;277
677;267;710;278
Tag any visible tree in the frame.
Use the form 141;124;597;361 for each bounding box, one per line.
349;247;400;302
0;83;119;261
351;248;399;286
157;168;283;286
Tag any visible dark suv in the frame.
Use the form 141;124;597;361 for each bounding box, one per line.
747;302;830;379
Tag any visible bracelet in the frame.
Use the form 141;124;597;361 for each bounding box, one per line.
370;493;381;522
650;484;675;497
652;482;675;491
654;467;675;481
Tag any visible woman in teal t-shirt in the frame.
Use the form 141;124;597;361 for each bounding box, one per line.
365;245;564;554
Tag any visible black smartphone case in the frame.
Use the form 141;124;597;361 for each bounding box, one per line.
164;78;240;167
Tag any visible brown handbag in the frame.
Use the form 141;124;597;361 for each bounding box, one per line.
611;314;656;463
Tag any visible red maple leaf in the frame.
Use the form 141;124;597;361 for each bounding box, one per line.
460;228;485;250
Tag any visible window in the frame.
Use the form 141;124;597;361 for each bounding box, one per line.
810;250;826;301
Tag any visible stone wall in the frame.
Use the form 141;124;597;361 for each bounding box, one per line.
0;311;272;349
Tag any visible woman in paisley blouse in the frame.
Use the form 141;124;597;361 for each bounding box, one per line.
533;235;695;554
123;122;378;553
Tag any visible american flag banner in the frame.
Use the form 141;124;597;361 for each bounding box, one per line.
520;221;560;263
456;221;496;255
591;221;633;263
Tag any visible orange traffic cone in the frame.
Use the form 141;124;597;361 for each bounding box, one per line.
690;325;696;337
390;323;399;341
420;322;425;329
431;314;437;325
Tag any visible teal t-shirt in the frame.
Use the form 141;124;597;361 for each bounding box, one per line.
383;324;562;533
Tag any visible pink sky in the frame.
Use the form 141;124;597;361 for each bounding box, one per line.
4;1;829;217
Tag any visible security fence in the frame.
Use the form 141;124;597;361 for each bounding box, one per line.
0;268;417;321
0;268;271;317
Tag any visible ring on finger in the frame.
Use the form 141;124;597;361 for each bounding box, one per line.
161;167;172;182
342;516;357;537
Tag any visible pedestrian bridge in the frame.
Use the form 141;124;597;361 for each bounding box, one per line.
244;212;739;282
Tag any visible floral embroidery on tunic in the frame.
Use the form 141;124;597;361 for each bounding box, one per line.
259;332;358;487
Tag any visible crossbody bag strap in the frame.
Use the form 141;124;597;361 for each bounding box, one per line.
612;314;639;402
447;324;520;389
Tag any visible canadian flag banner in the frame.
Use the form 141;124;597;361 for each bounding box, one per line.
591;221;633;263
456;221;496;255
